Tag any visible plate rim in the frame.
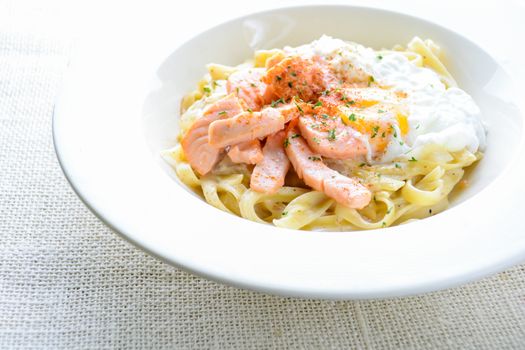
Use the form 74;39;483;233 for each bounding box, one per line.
52;3;525;299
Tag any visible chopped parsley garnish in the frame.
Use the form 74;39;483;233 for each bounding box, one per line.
247;108;253;113
282;211;288;216
409;156;418;162
322;90;330;96
395;163;401;169
378;109;385;113
308;156;322;161
218;111;227;115
368;76;375;86
312;137;320;144
327;129;336;141
283;138;290;148
294;100;304;114
381;221;387;227
270;98;284;108
348;100;355;105
416;124;420;129
340;95;347;101
250;83;256;87
276;76;282;81
381;132;386;138
359;162;366;167
314;101;323;108
377;55;383;60
291;134;300;139
371;125;379;138
203;87;211;93
390;125;398;138
321;114;330;119
288;82;293;88
236;87;240;93
348;113;356;122
290;72;297;77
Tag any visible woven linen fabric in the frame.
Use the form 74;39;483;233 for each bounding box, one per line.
2;3;525;350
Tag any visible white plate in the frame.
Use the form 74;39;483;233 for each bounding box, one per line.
53;5;525;299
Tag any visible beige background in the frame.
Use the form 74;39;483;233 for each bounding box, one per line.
1;0;525;348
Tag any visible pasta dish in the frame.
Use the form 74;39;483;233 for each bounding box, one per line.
162;36;485;231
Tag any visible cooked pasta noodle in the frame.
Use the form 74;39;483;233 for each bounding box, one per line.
161;36;484;231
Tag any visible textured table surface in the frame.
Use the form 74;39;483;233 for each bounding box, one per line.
1;1;525;349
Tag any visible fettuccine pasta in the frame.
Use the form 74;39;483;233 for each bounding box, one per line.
162;36;485;231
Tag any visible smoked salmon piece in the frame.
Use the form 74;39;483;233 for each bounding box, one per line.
227;68;275;111
297;114;368;160
181;94;243;175
208;108;285;148
274;102;305;123
227;139;263;164
284;128;371;209
306;87;408;159
250;131;290;194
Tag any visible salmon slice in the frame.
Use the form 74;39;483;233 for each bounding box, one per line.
181;94;243;175
313;87;408;159
262;56;335;102
250;131;290;194
284;128;371;209
208;108;285;148
227;139;263;164
227;68;275;111
297;114;368;160
272;102;304;123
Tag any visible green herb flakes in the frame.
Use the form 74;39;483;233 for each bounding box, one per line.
327;129;336;141
371;125;379;138
270;98;284;108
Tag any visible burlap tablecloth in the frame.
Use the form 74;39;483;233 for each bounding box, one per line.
1;1;525;349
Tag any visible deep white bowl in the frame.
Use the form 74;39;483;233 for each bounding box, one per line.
53;5;525;299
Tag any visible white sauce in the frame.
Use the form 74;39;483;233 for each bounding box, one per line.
286;36;486;161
